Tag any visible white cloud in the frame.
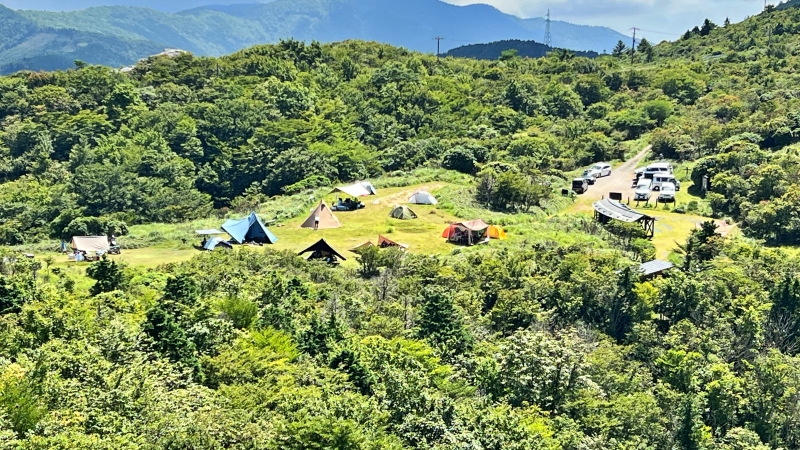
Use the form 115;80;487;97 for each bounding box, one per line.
442;0;767;39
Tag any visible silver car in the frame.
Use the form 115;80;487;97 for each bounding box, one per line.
658;182;676;202
634;179;651;201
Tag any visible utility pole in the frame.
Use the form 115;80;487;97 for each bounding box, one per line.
630;27;639;63
434;37;444;58
544;9;552;48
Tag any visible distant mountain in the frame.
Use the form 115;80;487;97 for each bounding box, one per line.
0;0;630;73
0;5;163;73
0;0;275;12
445;39;599;60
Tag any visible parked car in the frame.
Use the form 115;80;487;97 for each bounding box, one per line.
652;174;681;191
581;170;597;185
588;162;612;178
572;178;589;194
658;182;676;202
634;179;652;201
643;163;672;180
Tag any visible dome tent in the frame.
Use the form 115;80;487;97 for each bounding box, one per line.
408;191;437;205
390;205;418;220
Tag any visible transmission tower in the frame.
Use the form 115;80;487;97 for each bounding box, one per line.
544;10;552;48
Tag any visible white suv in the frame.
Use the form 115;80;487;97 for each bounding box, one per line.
658;182;676;202
589;163;612;178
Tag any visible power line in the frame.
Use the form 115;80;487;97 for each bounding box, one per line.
631;27;639;62
544;9;552;47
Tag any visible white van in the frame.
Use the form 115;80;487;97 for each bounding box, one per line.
652;174;681;191
643;163;673;180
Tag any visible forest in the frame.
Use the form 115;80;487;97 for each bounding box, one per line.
0;4;799;449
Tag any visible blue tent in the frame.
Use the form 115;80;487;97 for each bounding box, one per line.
203;237;233;251
222;212;278;244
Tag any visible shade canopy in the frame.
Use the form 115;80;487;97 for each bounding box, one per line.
196;229;224;235
299;239;347;261
331;184;371;198
408;191;437;205
442;220;490;246
390;205;418;220
301;201;341;229
71;236;110;253
222;212;278;244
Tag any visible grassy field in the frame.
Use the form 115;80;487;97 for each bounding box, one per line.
49;183;473;270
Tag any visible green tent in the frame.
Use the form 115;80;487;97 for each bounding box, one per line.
390;205;418;220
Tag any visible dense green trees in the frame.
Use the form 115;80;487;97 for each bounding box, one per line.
0;222;796;447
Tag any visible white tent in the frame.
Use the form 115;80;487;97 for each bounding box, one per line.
408;191;438;205
360;181;378;195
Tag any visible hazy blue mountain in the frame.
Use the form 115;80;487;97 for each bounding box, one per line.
0;5;163;73
1;0;630;73
445;39;599;60
0;0;274;13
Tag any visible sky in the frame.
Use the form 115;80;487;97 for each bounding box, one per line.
442;0;770;40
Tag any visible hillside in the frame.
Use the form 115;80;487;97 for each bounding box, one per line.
445;39;599;60
0;0;629;72
3;5;800;449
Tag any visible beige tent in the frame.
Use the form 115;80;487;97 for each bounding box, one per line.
301;201;341;229
71;236;110;253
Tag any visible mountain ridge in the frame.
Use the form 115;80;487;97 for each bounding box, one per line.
0;0;630;73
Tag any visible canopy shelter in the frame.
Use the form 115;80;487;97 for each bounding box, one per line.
442;220;490;246
222;212;278;244
379;235;409;251
301;201;341;229
360;181;378;195
203;237;233;251
487;225;507;240
299;239;346;263
195;229;225;236
390;205;418;220
638;260;674;279
408;191;437;205
593;199;656;238
71;236;110;253
331;184;371;198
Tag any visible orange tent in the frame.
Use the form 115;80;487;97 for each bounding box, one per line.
487;225;507;240
379;235;409;250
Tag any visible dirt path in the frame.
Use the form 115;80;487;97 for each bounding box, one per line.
591;145;652;197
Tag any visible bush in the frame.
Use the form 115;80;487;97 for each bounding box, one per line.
441;146;477;175
62;216;128;241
